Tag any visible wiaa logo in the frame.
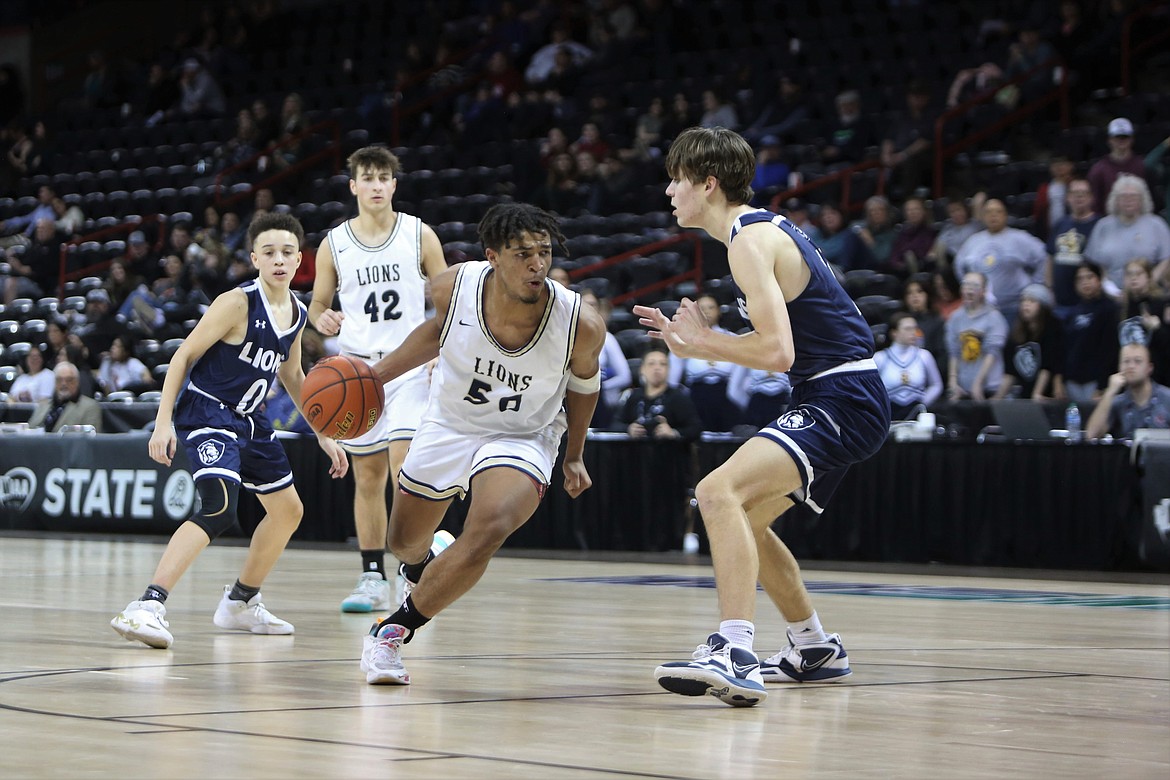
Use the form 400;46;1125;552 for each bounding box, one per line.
0;467;37;513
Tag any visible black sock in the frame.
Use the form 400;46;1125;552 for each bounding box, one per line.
229;580;260;603
141;584;169;604
374;595;431;643
400;550;434;583
360;549;386;578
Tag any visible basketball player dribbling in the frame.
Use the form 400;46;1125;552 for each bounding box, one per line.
635;127;890;706
309;146;450;614
358;202;606;685
111;213;348;649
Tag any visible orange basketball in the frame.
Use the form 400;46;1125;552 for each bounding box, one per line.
301;355;384;440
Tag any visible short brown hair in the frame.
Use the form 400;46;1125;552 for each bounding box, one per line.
666;126;755;205
347;146;401;178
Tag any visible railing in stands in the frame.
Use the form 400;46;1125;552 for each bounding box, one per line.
213;120;342;211
768;158;887;217
932;56;1069;197
567;232;705;307
55;215;166;299
388;42;488;147
1121;0;1170;96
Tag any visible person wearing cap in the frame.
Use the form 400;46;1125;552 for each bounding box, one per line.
749;135;789;207
121;229;157;280
993;283;1065;401
177;56;225;118
1088;118;1147;213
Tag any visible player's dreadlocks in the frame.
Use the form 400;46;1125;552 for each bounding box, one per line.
477;202;567;256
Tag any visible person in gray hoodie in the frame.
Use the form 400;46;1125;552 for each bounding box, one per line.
946;271;1009;400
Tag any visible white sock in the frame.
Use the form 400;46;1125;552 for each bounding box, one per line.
789;612;827;644
718;620;755;651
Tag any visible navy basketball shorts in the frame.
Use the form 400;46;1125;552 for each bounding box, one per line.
175;392;295;495
755;368;890;513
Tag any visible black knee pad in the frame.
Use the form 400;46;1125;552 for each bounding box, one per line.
190;478;240;540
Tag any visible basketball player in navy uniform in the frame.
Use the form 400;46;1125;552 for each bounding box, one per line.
111;213;348;649
357;203;605;685
310;146;451;614
635;127;890;706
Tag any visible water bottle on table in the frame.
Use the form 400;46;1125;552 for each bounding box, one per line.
1065;403;1082;442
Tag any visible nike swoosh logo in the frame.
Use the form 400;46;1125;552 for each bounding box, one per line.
458;319;472;326
799;653;834;672
732;661;758;676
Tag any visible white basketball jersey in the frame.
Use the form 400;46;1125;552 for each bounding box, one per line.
428;261;581;435
328;213;428;357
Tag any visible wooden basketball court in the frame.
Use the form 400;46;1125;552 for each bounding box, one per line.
1;534;1167;778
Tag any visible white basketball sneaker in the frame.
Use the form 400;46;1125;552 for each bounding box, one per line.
341;572;391;613
361;623;411;685
398;530;456;602
111;599;173;649
212;586;294;635
655;632;767;707
759;629;852;683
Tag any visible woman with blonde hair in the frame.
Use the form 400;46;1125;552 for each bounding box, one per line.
1084;174;1170;290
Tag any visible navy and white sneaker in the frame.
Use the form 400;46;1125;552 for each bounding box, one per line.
655;632;767;707
759;629;851;683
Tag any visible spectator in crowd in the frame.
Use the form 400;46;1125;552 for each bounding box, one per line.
142;62;180;124
614;345;703;442
2;120;44;189
524;23;592;85
102;258;143;310
668;294;739;432
932;267;963;319
902;275;948;371
889;197;938;277
854;196;898;272
993;284;1065;401
946;271;1008;401
569;121;610;163
1087;117;1147;213
28;362;103;432
880;81;935;200
266;329;326;436
251;97;278;148
816;203;871;273
778;198;820;241
875;311;943;420
97;335;153;396
929;197;982;267
1063;260;1120;404
1003;22;1056;105
1034;155;1076;239
1121;258;1166;323
175;57;226;119
4;218;62;304
727;366;791;429
1144;132;1170;225
741;71;812;146
698;86;739;130
749;135;790;207
76;288;125;359
8;345;55;404
1083;174;1170;291
661;92;697;144
953;198;1047;324
51;195;85;237
1046;177;1099;313
0;184;55;242
535;151;579;215
216;108;261;175
820;89;876;167
579;288;632;428
1085;342;1170;439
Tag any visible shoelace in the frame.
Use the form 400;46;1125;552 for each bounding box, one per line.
373;636;403;665
691;641;724;661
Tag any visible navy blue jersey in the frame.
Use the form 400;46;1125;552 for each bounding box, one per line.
729;209;874;384
185;280;307;416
